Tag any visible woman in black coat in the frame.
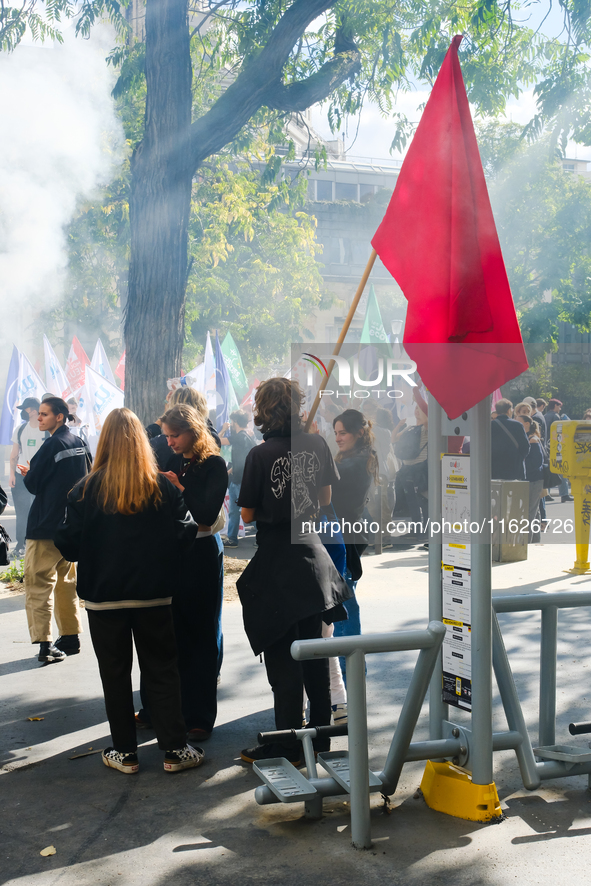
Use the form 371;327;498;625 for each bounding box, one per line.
54;407;202;774
138;403;228;743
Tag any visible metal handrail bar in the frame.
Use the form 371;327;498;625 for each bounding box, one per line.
493;589;591;613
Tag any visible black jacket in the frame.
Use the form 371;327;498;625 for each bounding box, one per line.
0;484;6;517
54;474;197;604
228;429;254;485
24;425;91;540
491;415;530;481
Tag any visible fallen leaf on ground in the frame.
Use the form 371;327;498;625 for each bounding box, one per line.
27;717;44;721
40;846;56;857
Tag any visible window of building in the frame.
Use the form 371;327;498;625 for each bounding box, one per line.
335;182;358;202
360;183;376;201
316;180;333;201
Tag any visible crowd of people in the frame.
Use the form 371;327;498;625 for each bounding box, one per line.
0;380;584;774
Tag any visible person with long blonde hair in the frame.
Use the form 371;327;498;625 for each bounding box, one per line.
55;408;203;775
136;403;228;743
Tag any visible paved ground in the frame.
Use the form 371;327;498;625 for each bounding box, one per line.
1;512;591;885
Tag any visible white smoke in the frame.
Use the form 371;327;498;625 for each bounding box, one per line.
0;24;124;364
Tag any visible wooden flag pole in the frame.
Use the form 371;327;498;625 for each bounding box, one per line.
304;248;378;432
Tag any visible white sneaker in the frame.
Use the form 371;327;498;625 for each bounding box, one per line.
331;703;348;725
102;747;139;774
163;744;204;772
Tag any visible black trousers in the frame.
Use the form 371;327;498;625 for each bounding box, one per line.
140;535;221;732
12;473;33;549
87;606;186;753
263;613;331;749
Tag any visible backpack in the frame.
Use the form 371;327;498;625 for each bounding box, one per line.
394;425;425;461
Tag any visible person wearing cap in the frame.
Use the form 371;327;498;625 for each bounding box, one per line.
19;397;91;662
9;398;46;558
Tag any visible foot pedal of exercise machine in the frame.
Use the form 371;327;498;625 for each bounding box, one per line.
253;758;317;802
316;750;382;793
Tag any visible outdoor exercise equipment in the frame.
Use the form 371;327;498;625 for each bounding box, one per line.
253;622;447;849
549;420;591;574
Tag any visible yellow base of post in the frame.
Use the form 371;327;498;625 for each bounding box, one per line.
420;760;502;822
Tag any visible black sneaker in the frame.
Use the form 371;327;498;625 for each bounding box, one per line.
102;747;139;774
163;744;204;772
240;742;302;766
38;642;66;662
54;634;80;656
562;495;574;503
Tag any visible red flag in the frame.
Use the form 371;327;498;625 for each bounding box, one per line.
115;351;126;390
372;35;528;418
65;336;90;391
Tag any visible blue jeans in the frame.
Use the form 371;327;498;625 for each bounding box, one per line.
332;568;362;686
227;481;241;543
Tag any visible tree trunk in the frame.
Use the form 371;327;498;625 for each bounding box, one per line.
124;0;192;423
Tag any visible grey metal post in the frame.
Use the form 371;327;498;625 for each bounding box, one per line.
428;397;447;740
346;648;372;849
381;621;446;793
492;612;541;790
469;397;493;785
539;605;558;747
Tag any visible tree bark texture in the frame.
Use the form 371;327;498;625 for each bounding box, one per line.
125;0;192;422
124;0;360;423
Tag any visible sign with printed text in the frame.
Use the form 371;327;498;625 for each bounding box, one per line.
442;454;472;710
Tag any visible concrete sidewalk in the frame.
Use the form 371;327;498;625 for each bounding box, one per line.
1;540;591;885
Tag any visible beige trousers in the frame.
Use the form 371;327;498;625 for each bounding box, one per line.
24;539;82;643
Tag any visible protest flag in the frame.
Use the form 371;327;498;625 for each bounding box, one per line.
85;365;124;434
91;339;116;386
65;336;90;391
371;35;528;418
221;333;249;401
204;332;216;411
115;351;125;390
360;285;388;344
215;331;231;431
16;351;46;414
43;335;70;398
0;345;20;445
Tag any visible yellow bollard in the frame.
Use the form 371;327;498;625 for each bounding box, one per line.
549;422;591;575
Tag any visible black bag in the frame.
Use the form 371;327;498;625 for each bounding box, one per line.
0;525;10;567
543;463;561;488
394;425;425;461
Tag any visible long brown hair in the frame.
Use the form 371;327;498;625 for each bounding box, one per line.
333;408;379;483
85;408;162;515
160;404;220;462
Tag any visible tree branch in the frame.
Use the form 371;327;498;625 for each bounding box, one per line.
187;0;340;169
263;49;361;112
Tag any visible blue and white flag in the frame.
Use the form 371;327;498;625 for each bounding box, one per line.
215;331;231;431
43;335;70;398
85;365;124;434
91;339;116;386
204;332;216;411
0;345;20;445
17;351;46;412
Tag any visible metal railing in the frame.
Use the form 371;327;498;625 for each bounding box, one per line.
254;621;446;849
492;589;591;789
